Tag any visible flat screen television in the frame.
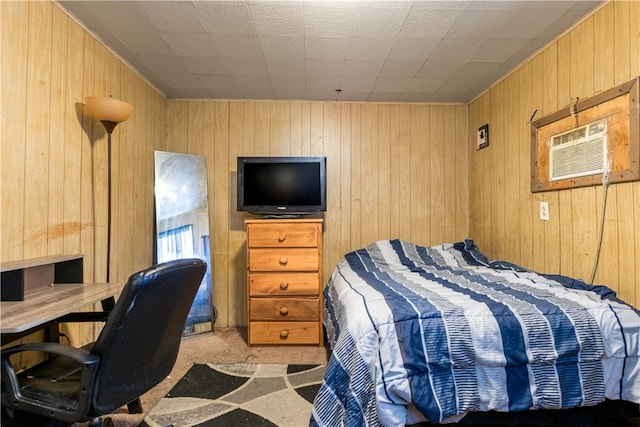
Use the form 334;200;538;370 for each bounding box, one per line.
237;156;326;217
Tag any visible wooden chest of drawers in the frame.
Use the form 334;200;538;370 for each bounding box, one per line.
246;219;323;346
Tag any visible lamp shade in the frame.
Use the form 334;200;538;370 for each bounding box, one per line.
85;96;133;123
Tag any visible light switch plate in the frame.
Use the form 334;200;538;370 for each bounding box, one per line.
540;201;550;221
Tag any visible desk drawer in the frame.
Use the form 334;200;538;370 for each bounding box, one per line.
248;248;318;272
248;223;319;248
249;321;320;345
250;298;319;321
249;273;319;296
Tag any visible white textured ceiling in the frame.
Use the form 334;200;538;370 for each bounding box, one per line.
57;0;602;103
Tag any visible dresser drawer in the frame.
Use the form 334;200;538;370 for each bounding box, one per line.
250;298;319;321
248;248;318;272
249;272;319;296
249;321;320;345
248;223;319;248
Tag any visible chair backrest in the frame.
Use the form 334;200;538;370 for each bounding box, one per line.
90;258;207;414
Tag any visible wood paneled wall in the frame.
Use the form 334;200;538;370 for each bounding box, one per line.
1;1;166;345
2;1;468;335
165;101;469;327
469;0;640;308
6;0;635;342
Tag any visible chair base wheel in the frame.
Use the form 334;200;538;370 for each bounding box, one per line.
88;417;113;427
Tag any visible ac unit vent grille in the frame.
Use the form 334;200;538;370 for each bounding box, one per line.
551;127;587;146
549;119;607;182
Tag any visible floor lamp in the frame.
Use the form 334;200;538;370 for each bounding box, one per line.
85;96;133;283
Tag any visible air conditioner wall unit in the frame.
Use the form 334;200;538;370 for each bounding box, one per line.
548;119;608;182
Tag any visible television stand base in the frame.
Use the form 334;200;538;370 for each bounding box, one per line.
260;214;303;219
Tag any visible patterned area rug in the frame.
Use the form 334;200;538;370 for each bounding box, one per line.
140;363;325;427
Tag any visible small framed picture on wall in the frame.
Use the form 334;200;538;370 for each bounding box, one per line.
477;124;489;150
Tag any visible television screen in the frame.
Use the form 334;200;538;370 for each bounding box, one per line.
237;156;326;216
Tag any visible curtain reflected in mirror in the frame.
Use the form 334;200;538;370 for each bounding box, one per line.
154;151;213;336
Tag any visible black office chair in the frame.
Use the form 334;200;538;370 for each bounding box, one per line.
1;258;207;427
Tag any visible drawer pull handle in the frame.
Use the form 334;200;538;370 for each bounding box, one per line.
279;257;288;265
278;233;286;242
279;282;289;290
280;306;289;315
280;330;289;339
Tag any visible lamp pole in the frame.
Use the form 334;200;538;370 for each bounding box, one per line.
102;121;117;283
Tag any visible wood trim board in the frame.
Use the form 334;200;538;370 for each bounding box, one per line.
531;77;639;192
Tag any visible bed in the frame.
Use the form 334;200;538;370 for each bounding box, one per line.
310;239;640;426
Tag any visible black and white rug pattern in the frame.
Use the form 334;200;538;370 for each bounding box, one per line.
140;363;325;427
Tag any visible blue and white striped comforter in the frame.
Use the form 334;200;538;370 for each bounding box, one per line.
311;239;640;426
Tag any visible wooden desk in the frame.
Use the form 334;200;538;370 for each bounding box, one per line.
0;282;122;344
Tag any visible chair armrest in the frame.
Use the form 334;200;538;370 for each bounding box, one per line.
1;342;100;422
1;342;99;364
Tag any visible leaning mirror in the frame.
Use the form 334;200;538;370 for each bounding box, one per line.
154;151;213;336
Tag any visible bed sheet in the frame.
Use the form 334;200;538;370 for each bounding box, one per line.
310;239;640;426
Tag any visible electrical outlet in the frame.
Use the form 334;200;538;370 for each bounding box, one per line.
539;201;550;221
